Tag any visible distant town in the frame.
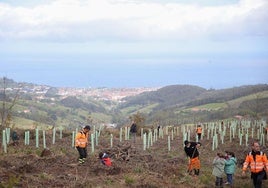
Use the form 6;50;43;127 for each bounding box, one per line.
57;87;159;101
3;81;159;102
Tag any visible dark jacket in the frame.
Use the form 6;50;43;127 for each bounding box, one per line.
130;123;137;133
184;142;201;158
12;131;19;141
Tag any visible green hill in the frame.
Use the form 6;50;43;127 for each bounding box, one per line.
1;77;268;129
119;84;268;125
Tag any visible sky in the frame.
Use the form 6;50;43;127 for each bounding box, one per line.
0;0;268;89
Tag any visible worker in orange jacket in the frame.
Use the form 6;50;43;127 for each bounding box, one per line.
242;140;268;188
196;124;202;141
75;125;90;164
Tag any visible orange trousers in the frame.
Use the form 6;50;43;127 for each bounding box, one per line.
188;157;200;171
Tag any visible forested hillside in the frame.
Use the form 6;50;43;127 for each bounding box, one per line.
60;96;106;113
186;84;268;106
120;85;207;109
118;84;268;125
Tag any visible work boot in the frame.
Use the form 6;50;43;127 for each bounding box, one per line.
188;170;193;175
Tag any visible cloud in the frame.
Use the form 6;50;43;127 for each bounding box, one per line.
0;0;267;42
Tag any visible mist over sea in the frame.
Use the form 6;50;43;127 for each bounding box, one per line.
1;57;268;89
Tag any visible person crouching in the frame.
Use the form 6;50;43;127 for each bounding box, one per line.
99;152;112;167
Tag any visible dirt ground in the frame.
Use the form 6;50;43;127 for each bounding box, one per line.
0;129;267;188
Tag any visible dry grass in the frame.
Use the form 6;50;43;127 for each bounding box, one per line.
0;125;268;188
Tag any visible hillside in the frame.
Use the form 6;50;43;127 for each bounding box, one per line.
120;85;207;109
1;122;268;187
120;84;268;110
1;77;268;129
119;84;268;125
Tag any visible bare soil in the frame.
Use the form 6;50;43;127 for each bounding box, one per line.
0;129;267;188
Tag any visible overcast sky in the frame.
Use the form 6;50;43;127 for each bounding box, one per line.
1;0;267;89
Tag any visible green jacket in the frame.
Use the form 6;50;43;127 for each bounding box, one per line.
224;157;237;174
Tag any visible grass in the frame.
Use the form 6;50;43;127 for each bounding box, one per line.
133;164;144;173
1;119;268;188
120;105;143;114
39;172;54;180
124;175;135;186
227;90;268;108
104;178;114;185
134;103;159;114
181;102;227;112
12;117;53;130
1;174;21;187
91;112;113;123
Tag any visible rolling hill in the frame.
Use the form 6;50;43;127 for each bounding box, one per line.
1;77;268;129
118;84;268;125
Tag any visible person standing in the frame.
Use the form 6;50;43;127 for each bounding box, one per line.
157;124;161;137
11;130;19;146
224;151;237;187
75;125;90;164
130;121;137;143
196;124;202;141
212;153;226;188
242;140;268;188
184;140;201;176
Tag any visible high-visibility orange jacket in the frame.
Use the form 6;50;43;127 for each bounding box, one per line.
196;127;202;134
242;151;268;173
75;130;89;148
